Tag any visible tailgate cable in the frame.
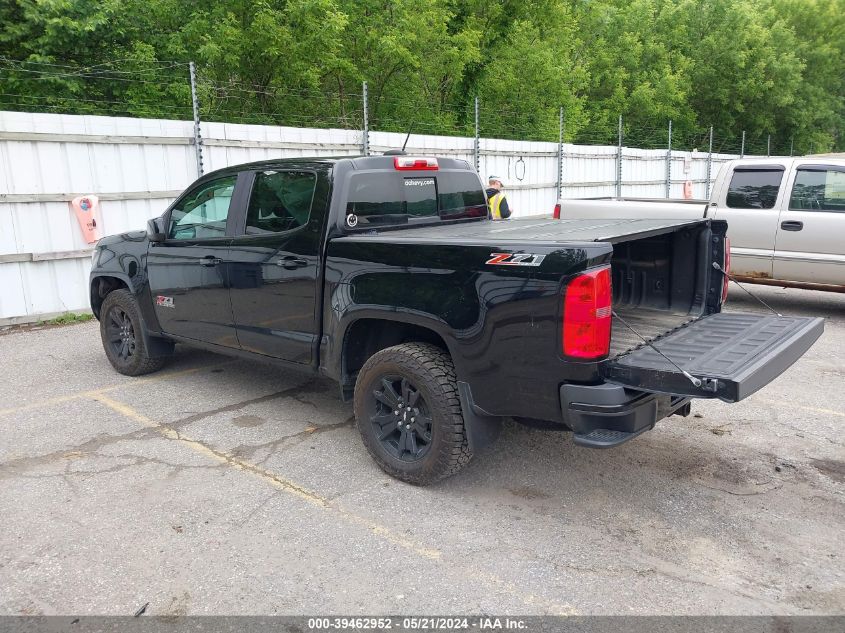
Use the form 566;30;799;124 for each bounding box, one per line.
610;264;782;393
611;310;704;389
711;262;782;317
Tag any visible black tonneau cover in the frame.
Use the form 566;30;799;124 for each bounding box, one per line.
338;218;707;245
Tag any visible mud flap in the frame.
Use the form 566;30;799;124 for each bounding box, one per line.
604;312;824;402
457;381;502;453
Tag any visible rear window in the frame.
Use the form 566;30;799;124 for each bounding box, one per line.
789;167;845;212
726;168;784;209
345;171;487;227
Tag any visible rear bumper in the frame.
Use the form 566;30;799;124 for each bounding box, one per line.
561;383;690;448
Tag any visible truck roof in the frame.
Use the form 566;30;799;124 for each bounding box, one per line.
723;156;845;169
197;155;475;180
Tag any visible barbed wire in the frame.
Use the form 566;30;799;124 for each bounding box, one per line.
0;57;796;154
0;56;187;68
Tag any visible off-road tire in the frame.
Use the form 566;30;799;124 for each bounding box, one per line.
99;289;168;376
354;342;473;485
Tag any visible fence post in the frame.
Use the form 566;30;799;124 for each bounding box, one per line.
361;81;369;156
740;130;745;158
557;107;564;200
616;114;623;198
473;96;480;173
706;125;714;199
767;134;771;157
665;119;673;198
188;61;204;177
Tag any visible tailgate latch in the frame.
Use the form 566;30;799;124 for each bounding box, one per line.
681;372;719;394
699;377;720;393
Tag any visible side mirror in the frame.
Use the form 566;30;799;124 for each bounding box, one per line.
147;217;166;243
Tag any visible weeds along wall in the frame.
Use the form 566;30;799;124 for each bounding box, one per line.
0;110;742;324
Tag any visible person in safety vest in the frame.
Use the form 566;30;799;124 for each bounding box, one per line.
486;175;511;220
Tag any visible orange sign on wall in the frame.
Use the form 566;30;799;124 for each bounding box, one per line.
71;195;102;244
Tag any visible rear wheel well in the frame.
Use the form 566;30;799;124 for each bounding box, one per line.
342;319;449;400
91;276;129;319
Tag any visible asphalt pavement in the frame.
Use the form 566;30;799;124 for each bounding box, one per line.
0;285;842;616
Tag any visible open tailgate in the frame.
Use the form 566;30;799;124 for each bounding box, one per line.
604;312;824;402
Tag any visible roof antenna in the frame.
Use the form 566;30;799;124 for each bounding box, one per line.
385;124;413;156
401;124;413;152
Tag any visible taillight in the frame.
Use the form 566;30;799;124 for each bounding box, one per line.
393;156;438;170
553;203;561;219
721;237;731;304
563;266;612;359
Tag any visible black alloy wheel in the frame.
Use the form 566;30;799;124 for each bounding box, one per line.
370;375;434;462
98;289;170;376
105;306;137;362
353;342;473;485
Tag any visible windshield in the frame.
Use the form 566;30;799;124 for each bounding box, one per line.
345;171;487;227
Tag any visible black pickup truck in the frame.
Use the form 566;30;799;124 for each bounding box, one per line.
90;155;824;484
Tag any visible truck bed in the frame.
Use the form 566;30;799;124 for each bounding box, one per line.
610;308;696;357
335;216;720;362
335;217;709;245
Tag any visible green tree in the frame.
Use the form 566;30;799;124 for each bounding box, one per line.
573;0;694;146
0;0;842;152
329;0;482;135
768;0;845;153
470;1;589;140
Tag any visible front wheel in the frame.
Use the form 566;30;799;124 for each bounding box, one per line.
353;342;473;485
99;289;169;376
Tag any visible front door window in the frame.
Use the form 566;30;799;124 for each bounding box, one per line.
169;176;237;239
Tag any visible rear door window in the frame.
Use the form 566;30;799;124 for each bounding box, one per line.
725;168;784;209
788;167;845;213
346;171;486;227
245;170;317;234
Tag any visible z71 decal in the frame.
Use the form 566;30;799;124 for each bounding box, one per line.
485;252;546;267
155;295;175;308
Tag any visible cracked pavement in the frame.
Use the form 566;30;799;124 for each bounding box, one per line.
0;285;843;615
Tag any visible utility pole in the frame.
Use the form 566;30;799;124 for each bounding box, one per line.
189;61;204;177
740;130;746;158
790;137;794;157
361;81;369;156
767;134;771;157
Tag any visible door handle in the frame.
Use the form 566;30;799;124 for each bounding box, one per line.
199;256;222;266
780;221;804;232
277;256;308;269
